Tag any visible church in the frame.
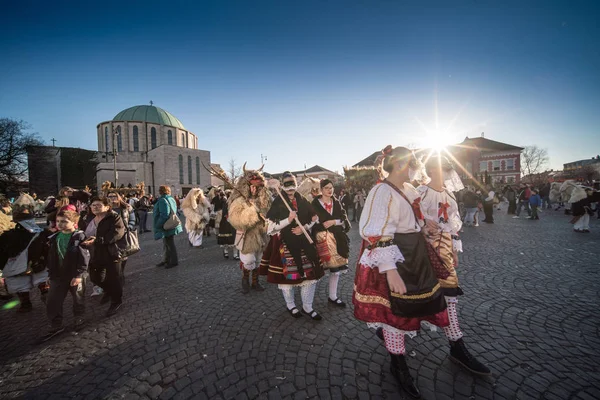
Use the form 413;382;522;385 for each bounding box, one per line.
96;104;211;197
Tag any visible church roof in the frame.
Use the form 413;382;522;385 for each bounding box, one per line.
112;105;185;130
457;136;523;152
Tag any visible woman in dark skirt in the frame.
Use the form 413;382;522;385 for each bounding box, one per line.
259;172;323;320
217;194;238;260
311;179;350;307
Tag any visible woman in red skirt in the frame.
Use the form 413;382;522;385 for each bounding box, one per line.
353;146;448;399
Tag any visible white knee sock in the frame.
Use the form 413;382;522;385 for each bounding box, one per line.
443;296;464;341
383;328;406;355
281;287;296;310
328;272;340;301
301;282;317;313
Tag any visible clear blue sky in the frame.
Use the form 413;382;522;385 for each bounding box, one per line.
1;0;598;174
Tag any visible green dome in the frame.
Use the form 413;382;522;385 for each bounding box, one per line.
113;105;185;130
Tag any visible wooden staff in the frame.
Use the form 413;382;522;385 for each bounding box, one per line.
272;185;314;244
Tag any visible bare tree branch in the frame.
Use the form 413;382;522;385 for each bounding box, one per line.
228;158;241;182
521;145;549;177
0;118;43;190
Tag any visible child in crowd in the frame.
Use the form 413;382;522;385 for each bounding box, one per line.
41;210;90;342
529;189;541;220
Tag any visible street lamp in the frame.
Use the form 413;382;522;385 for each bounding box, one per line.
112;127;120;188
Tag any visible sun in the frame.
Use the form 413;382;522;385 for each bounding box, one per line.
425;129;456;151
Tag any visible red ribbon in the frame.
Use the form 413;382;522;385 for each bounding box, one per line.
412;198;424;220
438;202;450;222
291;198;298;211
324;202;333;214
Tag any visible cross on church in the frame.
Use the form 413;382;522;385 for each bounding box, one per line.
150;100;154;106
51;138;57;147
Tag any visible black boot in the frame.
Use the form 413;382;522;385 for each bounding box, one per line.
251;270;265;291
241;270;250;294
17;292;33;313
390;353;421;399
449;338;491;376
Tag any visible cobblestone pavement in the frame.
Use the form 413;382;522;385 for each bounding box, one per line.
1;209;599;400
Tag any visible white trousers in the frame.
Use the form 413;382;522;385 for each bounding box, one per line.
574;214;590;230
240;251;262;271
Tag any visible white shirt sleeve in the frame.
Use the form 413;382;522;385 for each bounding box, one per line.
359;185;405;273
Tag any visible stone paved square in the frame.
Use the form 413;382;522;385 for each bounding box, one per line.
1;210;599;399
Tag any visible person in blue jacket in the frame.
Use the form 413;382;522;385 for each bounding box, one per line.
153;185;183;268
529;189;542;220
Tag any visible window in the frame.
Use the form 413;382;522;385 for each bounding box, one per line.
507;176;516;183
133;126;139;152
168;130;173;145
181;133;185;147
196;157;200;184
116;126;122;152
104;127;109;153
506;159;514;170
479;161;487;172
188;156;192;184
493;160;500;171
178;155;184;184
185;134;189;148
151;127;157;149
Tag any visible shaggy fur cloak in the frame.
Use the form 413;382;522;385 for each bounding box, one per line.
181;188;211;233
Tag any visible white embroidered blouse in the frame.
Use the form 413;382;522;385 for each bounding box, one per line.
358;182;423;273
416;185;463;251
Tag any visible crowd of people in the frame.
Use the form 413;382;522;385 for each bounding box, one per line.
1;154;599;398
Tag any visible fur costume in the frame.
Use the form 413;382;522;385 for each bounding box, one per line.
182;188;211;233
227;165;272;257
297;176;321;202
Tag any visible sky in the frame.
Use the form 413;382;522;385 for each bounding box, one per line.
1;0;599;174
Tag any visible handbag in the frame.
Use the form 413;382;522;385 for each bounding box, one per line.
163;198;181;231
117;230;140;259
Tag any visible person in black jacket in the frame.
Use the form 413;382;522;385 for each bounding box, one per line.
42;210;90;341
80;197;125;317
311;179;351;307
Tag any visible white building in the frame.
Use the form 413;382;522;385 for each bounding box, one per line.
96;104;211;197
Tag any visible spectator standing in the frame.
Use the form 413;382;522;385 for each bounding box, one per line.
136;194;152;234
540;183;551;210
80;197;125;317
482;185;495;223
463;187;479;226
505;186;517;214
153;186;182;269
353;190;366;222
529;189;542;220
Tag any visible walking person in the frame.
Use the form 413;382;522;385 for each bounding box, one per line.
80;197;125;317
153;186;182;268
514;184;531;218
353;146;450;398
41;210;90;341
311;179;351;307
482;185;495;223
261;171;323;319
181;188;210;248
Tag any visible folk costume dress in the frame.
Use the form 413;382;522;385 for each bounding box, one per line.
415;185;463;297
260;192;324;317
416;185;467;342
353;180;448;349
311;196;351;272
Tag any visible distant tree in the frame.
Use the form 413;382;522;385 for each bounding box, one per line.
228;158;242;182
521;145;549;177
0;118;43;192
